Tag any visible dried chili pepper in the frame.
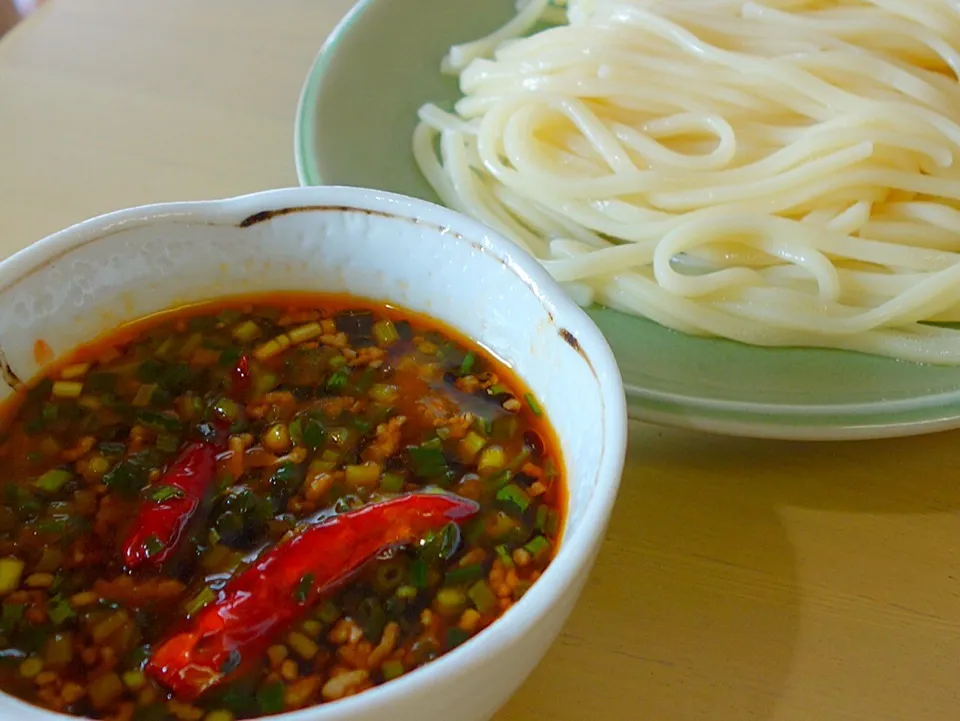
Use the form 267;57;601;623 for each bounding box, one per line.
122;435;224;570
145;491;479;700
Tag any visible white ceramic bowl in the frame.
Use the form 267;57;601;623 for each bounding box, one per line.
0;186;627;721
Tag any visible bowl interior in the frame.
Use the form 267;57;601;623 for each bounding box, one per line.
296;0;960;440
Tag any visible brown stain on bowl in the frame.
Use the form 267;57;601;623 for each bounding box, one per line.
239;205;393;228
0;345;22;389
559;328;581;354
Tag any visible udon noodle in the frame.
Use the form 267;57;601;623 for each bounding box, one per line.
413;0;960;364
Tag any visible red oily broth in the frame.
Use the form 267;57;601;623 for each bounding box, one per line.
0;293;566;719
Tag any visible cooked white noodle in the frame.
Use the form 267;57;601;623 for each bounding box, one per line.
413;0;960;364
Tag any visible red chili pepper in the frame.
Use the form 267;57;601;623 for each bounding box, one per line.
122;437;223;570
231;354;251;397
145;491;479;700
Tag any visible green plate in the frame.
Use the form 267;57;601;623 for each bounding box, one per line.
294;0;960;440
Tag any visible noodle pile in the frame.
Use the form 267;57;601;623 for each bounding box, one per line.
413;0;960;364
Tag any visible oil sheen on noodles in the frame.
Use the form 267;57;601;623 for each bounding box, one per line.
413;0;960;364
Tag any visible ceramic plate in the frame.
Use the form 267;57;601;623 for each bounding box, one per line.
294;0;960;440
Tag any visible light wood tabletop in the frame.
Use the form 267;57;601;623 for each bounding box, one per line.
2;2;959;720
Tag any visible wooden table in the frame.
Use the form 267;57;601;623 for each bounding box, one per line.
2;2;958;719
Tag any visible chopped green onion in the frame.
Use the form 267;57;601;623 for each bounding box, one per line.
369;383;399;404
44;631;74;667
1;603;24;631
475;417;493;436
212;397;240;423
373;561;405;592
178;332;203;359
444;563;486;587
460;431;486;459
143;484;185;503
459;352;476;376
446;627;471;649
253;371;279;396
317;600;341;624
60;362;90;380
0;558;25;594
435;587;467;618
408;440;448;478
496;484;530;513
19;657;43;679
495;544;515;569
535;505;548;531
156;434;180;454
514;580;533;600
302;416;326;450
136;410;183;433
294;573;315;604
355;368;376;394
491;416;518;441
379;472;405;493
488;383;509;396
326;367;350;392
508;446;532;472
524;535;552;560
372;319;400;346
288;418;303;445
131;384;157;407
121;669;145;690
463;517;486;545
410;558;429;589
35;469;72;494
327;427;352;448
524;392;543;416
233;320;261;343
468;580;498;614
329;354;347;369
47;596;75;625
544;457;558;480
395;584;417;600
36;517;69;535
484;470;512;492
185;586;215;616
288;322;322;344
353;418;373;434
345;462;380;488
217;347;241;368
435;522;461;559
536;506;560;535
143;535;165;559
41;404;58;422
381;660;405;680
478;445;507;473
256;681;285;715
356;597;387;641
51;381;83;399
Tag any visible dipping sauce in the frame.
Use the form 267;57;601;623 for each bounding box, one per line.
0;295;564;719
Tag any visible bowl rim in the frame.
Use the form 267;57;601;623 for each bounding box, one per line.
0;185;628;721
